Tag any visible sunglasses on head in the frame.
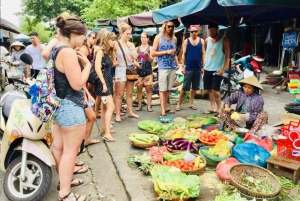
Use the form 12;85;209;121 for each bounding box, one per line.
167;25;174;29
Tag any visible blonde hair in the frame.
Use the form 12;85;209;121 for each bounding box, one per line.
118;22;132;34
161;21;175;37
98;30;117;59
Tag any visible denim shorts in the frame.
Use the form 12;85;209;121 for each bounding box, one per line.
53;99;86;127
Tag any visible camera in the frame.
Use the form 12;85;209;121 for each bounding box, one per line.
101;96;107;104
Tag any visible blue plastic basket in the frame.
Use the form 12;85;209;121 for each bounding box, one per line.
158;115;174;123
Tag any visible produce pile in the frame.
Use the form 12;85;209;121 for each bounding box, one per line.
199;129;228;145
129;133;159;146
151;166;201;201
162;138;198;152
241;175;274;194
163;127;201;142
138;120;187;134
163;152;205;171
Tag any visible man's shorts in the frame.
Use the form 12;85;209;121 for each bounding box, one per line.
53;99;86;127
135;74;153;86
203;70;223;91
158;70;176;91
182;70;201;91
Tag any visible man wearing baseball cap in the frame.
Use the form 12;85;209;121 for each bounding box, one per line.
176;25;205;111
203;23;230;116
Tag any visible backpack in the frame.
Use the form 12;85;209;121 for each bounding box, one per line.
87;50;100;84
28;46;68;123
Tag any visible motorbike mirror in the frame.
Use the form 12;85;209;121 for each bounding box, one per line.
20;53;33;65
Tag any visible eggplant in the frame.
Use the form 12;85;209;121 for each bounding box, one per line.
191;143;198;151
172;138;185;142
187;142;192;151
178;141;189;148
174;145;179;150
180;145;188;150
173;140;187;145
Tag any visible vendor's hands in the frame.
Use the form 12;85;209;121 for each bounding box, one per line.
76;51;90;68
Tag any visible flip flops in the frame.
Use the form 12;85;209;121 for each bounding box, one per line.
75;161;84;166
102;135;115;142
73;166;88;175
84;139;100;147
175;106;181;111
204;110;217;114
166;109;175;114
57;179;84;190
189;105;198;110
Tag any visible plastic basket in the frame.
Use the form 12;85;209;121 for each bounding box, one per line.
289;74;300;80
277;130;300;161
288;82;299;89
280;120;300;137
201;124;223;132
199;146;231;162
289;88;300;94
158;115;174;123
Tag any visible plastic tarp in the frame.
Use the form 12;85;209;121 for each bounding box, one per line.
152;0;300;26
117;11;157;27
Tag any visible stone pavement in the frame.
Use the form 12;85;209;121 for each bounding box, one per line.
0;69;296;201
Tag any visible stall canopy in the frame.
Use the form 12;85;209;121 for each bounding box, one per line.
95;19;117;27
117;11;158;27
152;0;300;26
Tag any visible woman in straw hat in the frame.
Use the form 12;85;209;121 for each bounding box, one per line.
9;41;27;74
220;75;268;134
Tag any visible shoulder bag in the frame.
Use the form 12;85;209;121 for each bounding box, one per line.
117;41;139;82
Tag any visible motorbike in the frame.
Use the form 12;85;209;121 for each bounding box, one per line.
233;53;264;81
0;53;54;201
219;67;244;100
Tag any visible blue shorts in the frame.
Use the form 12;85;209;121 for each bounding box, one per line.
53;99;86;127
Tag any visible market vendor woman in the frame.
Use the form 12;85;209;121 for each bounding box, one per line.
220;75;268;134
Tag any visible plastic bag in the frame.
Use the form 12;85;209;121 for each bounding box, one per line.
232;143;271;167
216;158;240;182
258;137;274;151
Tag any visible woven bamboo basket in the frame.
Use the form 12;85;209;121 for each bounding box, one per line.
156;192;190;201
229;164;281;198
130;140;159;148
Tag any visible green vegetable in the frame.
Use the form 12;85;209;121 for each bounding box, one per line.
126;153;156;174
201;117;217;125
163;152;187;161
277;175;300;201
150;165;200;200
215;191;253;201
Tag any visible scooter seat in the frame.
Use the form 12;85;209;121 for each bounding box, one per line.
2;94;26;124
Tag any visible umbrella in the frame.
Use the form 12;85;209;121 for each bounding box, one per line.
117;11;157;27
153;0;300;27
95;19;117;27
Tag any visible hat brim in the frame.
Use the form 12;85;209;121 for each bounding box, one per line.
281;113;300;125
237;76;264;90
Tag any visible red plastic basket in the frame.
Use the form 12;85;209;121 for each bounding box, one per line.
277;138;300;161
280;120;300;137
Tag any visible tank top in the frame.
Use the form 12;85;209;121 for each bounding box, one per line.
185;38;202;71
204;36;225;71
53;46;85;108
157;34;176;70
137;46;152;74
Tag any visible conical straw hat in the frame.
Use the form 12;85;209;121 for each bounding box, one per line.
238;75;263;90
281;113;300;125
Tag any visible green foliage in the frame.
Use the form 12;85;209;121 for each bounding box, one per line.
20;0;93;24
81;0;165;28
19;17;51;43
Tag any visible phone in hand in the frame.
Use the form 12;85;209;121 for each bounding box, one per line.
101;96;107;104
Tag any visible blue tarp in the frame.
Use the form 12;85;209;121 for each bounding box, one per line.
153;0;300;26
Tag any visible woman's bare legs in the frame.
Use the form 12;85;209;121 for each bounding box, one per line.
126;81;139;118
52;123;86;200
84;106;98;146
145;85;152;110
136;84;143;108
94;96;101;118
101;95;115;141
114;81;126;122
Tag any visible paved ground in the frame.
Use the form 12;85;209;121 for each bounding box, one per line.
0;68;296;201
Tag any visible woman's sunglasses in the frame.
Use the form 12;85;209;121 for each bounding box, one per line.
167;25;174;29
191;31;198;33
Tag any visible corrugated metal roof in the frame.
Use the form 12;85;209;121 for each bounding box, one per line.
0;18;19;33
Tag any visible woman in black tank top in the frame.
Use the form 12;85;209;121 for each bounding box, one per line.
135;32;154;112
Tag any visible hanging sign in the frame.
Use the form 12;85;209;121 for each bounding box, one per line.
282;29;299;49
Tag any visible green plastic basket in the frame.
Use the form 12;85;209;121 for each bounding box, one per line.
199;146;231;162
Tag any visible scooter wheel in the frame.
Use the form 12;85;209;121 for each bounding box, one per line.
3;154;52;201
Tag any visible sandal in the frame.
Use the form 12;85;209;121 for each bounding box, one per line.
75;161;84;166
102;135;115;142
147;107;153;112
57;179;84;190
73;166;88;175
166;109;175;114
189;105;197;110
58;191;86;201
136;106;142;111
